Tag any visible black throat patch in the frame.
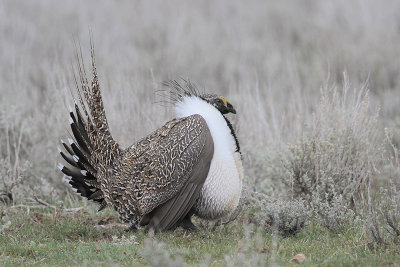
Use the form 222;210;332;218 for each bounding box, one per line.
223;116;241;155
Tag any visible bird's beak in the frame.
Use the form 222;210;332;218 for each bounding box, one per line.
227;103;236;114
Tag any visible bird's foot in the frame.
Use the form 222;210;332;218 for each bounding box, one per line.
179;218;197;231
125;224;138;232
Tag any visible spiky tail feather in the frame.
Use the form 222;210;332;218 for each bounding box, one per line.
58;40;121;211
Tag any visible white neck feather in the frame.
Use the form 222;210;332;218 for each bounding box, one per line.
175;96;242;219
174;96;236;157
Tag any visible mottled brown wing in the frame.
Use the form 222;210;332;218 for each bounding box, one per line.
110;114;213;226
144;120;213;232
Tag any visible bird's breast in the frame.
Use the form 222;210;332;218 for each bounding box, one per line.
174;95;243;220
194;151;243;220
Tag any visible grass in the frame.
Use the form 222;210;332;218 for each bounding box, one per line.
1;207;399;266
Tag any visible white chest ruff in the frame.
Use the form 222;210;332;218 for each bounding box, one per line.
194;151;243;219
175;96;243;220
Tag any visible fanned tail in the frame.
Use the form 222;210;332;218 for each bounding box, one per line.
58;39;121;211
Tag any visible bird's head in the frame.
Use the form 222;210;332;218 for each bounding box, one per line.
162;79;237;116
201;94;236;114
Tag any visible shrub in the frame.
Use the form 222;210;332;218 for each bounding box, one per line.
256;196;311;237
365;131;400;246
0;109;30;204
311;193;359;233
380;136;400;239
365;184;400;246
381;185;400;238
223;225;268;266
283;78;382;211
140;238;184;267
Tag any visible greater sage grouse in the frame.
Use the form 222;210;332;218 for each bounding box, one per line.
58;46;243;232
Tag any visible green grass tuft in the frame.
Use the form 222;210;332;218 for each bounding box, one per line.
1;208;400;266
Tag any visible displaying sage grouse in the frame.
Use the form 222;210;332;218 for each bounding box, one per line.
58;45;243;232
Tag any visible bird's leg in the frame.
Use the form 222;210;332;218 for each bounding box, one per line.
126;224;138;232
178;210;197;231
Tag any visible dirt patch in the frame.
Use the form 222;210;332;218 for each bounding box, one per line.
55;209;93;225
31;212;44;224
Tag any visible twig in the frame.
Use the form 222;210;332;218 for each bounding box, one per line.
10;204;47;214
31;196;57;212
64;207;83;213
95;223;128;229
11;204;44;209
0;221;11;233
